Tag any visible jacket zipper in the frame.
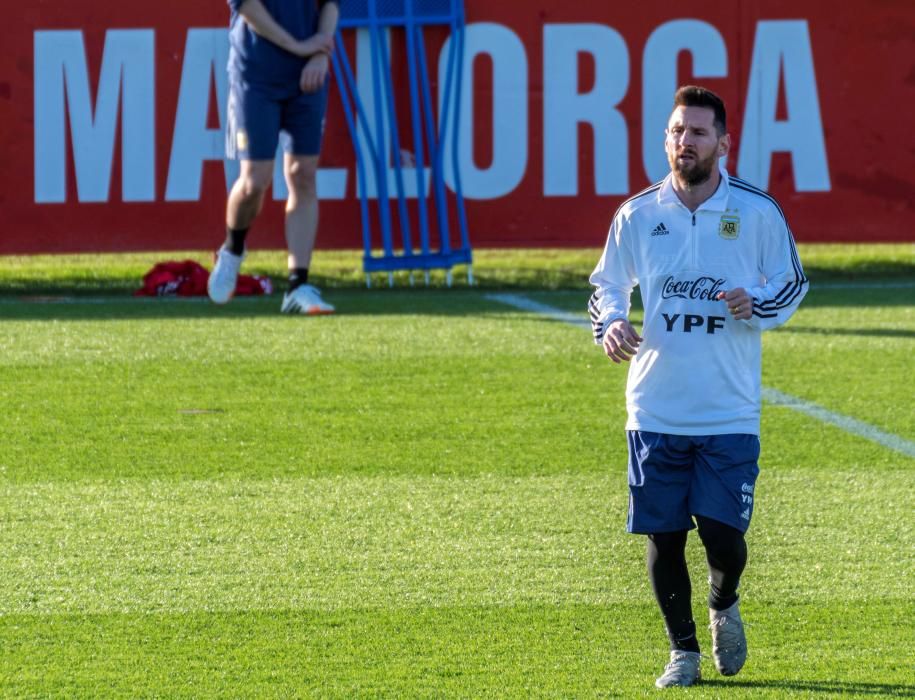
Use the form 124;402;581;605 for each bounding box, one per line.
691;212;697;269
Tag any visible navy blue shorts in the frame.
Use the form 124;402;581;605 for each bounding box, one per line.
626;431;760;534
226;79;328;160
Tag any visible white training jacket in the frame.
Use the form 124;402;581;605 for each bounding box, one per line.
589;169;807;436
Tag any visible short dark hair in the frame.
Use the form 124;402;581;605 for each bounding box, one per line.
673;86;727;135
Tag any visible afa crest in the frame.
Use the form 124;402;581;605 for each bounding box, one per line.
719;212;740;240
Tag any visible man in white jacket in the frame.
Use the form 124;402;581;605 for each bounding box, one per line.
588;86;807;688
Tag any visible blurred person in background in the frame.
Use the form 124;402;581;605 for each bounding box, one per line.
208;0;339;315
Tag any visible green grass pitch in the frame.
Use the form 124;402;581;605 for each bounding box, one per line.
0;245;912;697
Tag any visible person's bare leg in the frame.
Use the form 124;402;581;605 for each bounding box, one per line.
283;153;319;270
279;153;333;314
226;159;275;240
209;160;274;304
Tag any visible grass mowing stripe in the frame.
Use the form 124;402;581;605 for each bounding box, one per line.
487;292;915;459
1;472;910;615
2;602;911;697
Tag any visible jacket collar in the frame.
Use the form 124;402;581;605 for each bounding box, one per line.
657;163;731;212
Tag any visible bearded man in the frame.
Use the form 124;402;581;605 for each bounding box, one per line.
588;85;808;688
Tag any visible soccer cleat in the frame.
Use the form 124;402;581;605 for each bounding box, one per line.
207;246;244;305
709;601;747;676
655;650;701;688
280;284;335;315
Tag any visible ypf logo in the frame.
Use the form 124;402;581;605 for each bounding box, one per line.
662;313;726;334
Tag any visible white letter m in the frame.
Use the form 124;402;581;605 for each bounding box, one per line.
34;30;155;203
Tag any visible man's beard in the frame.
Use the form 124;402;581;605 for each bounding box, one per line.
670;150;717;186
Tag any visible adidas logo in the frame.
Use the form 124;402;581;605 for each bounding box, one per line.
740;507;751;521
650;222;669;236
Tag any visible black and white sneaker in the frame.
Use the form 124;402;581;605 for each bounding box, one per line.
280;284;335;315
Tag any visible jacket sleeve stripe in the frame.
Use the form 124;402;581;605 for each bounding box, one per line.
752;309;778;319
588;292;604;339
752;234;808;311
730;180;808;313
607;183;663;223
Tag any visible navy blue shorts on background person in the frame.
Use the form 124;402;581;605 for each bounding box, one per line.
626;431;761;534
226;79;328;160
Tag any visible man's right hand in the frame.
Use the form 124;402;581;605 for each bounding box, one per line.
300;53;329;93
602;318;643;364
295;32;334;58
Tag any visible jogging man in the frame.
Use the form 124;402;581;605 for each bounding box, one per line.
208;0;339;314
588;86;807;688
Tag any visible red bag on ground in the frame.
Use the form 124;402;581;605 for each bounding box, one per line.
134;260;272;297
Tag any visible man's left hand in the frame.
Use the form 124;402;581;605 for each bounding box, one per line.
300;53;330;93
717;288;752;321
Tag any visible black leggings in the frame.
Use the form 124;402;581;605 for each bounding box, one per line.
647;516;747;652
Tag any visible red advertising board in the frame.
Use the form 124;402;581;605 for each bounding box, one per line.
1;0;913;254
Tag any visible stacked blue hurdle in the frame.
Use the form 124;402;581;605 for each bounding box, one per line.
331;0;472;287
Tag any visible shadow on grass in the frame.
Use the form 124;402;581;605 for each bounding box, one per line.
803;258;915;281
0;289;514;322
701;678;915;696
0;265;587;298
774;326;915;339
0;281;913;322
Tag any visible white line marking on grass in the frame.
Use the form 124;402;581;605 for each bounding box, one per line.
761;388;915;458
487;292;915;459
486;293;591;328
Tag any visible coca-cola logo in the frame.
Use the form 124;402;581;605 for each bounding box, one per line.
661;276;726;301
